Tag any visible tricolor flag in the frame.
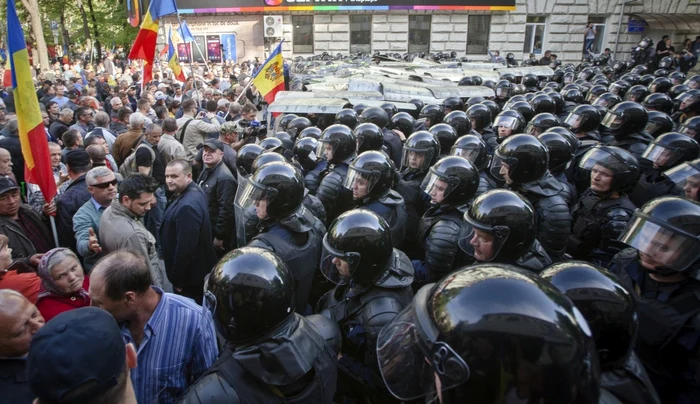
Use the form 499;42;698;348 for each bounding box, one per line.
167;27;186;82
128;0;177;83
7;0;56;201
252;41;285;105
177;20;194;44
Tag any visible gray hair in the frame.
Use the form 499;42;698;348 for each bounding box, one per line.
94;111;110;128
45;249;80;275
86;166;114;185
145;123;162;134
110;97;123;107
228;102;242;114
59;108;74;119
129;112;146;128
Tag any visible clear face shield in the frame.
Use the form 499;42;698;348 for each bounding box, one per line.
317;139;338;162
495;87;512;99
450;145;481;163
601;110;625;130
677;123;698;139
234;178;276;246
493;115;520;130
592;97;613;108
402;148;434;171
457;225;510;262
620;216;700;272
319;234;360;285
489;151;517;183
565;113;587;131
525;123;545;136
343;167;379;200
664;163;700;200
377;285;471;401
421;171;459;204
642;143;683;169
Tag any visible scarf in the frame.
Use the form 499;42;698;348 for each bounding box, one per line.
36;248;90;301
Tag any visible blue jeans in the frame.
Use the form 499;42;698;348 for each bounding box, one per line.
585;39;595;53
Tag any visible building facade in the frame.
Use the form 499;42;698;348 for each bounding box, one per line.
170;0;700;64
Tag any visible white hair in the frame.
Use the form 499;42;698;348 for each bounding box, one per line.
129;112;146;128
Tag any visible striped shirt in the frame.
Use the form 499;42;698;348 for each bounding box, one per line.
120;287;218;404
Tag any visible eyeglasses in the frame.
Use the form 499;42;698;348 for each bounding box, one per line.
90;179;118;189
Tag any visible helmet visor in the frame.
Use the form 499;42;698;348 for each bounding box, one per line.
457;227;509;262
620;216;700;272
320;234;360;285
609;84;624;95
601;110;625;130
343;167;379;199
317;139;337;161
593;97;612;108
402;148;434;171
377;287;470;401
493;115;520;130
234;178;278;221
451;145;480;163
495;87;512;98
421;171;458;204
564;75;574;84
564;113;587;130
489;151;517;182
585;91;599;103
677;124;697;139
664;163;700;199
642;143;683;168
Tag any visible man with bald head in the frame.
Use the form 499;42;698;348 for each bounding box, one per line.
0;289;45;403
0;148;15;182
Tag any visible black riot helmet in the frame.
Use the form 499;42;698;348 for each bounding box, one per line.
505;100;534;123
402;131;441;171
274;132;295;153
429;123;459;154
490;134;549;185
352;103;368;116
421;156;479;206
541;261;637;369
251;152;286;173
353;122;384;154
360;106;389;129
649;77;672;94
642;93;674;114
669;71;687;86
639;74;655;87
530;93;556;114
443;110;472;137
669;84;690;99
586;84;608;104
335;108;359;129
205;247;296;344
537;131;574;172
465;96;485;108
601;101;648;135
377;263;600;403
504;94;527;109
545;126;580;154
664;158;700;201
299;126;322;140
317;124;356;164
442;97;464;113
548;91;565;114
278;114;298;132
620;196;700;275
642;111;675;138
522;73;538;88
389;112;415;136
564;104;601;133
495;79;514;99
466;104;493;132
243;161;304;220
471;75;483;86
658;56;674;69
678;116;700;140
379;103;399;120
321;209;393;285
591;92;622;109
286;116;313;139
678;89;700;114
450;135;489;170
236;143;264;177
408;98;425;119
577;145;640;193
609;80;631;98
578;68;595;81
493;110;526;142
344;151;395;200
686;75;700;89
624;84;650;103
419;104;445;127
562;71;576;85
460;189;537;261
457;76;475;86
641;132;700;170
259;137;284;154
481;100;501;118
293;137;320;171
500;72;516;83
525;112;561;136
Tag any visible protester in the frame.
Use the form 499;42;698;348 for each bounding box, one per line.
197;139;236;253
176;98;222;162
157;117;187;166
0;178;53;259
56;150;92;249
112;112;146;166
34;248;90;321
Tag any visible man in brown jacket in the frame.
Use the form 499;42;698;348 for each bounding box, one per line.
112;112;146;167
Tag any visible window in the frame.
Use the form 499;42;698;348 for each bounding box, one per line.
409;15;430;53
586;16;607;54
523;16;546;55
292;16;314;54
467;15;491;54
350;15;371;54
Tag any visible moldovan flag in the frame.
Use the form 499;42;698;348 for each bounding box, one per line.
7;0;56;201
128;0;177;79
252;41;285;105
167;27;186;82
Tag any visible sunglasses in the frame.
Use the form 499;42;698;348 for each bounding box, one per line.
90;179;118;189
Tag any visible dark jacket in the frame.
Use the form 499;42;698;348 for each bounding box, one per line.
160;182;217;288
0;205;52;259
0;358;34;404
56;174;91;250
0;131;24;184
48;120;70;144
197;161;237;244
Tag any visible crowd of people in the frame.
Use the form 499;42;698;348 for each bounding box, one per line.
0;47;699;404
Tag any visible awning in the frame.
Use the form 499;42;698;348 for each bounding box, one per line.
631;14;700;32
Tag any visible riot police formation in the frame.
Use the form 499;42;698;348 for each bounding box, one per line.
147;56;700;403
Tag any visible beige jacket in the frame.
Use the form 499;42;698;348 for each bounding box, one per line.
175;114;221;161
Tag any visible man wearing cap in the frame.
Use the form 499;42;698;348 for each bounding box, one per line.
27;306;138;404
89;249;217;404
0;289;45;403
0;178;52;259
197;139;236;254
56;150;92;250
68;106;95;138
154;91;168;107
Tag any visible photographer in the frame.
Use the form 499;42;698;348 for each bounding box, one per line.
585;23;597;53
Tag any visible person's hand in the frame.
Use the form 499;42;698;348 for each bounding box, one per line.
58;172;70;184
42;200;57;216
337;352;343;360
88;228;102;253
28;254;43;268
213;238;224;249
175;287;182;292
392;129;406;142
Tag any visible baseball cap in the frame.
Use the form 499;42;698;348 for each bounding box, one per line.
154;91;167;101
0;177;19;195
203;139;225;151
66;150;91;168
28;307;126;403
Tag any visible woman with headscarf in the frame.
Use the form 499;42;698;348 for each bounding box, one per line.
35;248;90;322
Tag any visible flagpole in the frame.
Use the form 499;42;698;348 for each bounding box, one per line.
175;14;199;95
49;215;59;248
235;40;284;105
235;78;254;104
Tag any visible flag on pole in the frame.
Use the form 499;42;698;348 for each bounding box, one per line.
7;0;56;201
167;27;186;82
128;0;178;82
252;41;285;105
170;24;184;45
149;0;177;20
177;20;195;44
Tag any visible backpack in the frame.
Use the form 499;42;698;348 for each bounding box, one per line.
119;136;156;177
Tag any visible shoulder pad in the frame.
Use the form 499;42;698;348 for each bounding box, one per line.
605;207;633;222
176;372;242;404
376;248;415;288
378;189;404;205
361;296;405;337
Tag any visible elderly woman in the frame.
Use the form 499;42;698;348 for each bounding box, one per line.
0;234;42;303
35;248;90;322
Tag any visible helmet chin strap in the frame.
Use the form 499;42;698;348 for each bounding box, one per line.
646;265;678;278
590;188;613;198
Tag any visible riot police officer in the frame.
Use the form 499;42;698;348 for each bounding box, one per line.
286;116;313;139
541;261;661;404
442;110;472;138
177;247;338;404
568;146;638;266
494;79;514;108
459;189;552;272
316;124;356;224
629;132;699;207
490;134;572;260
293;136;327;194
643;111;675;139
396;131;441;258
538;130;577;202
492;109;526;147
412;156;478;282
335;108;359;130
360;106;403;168
466;104;496;150
565;104;602;142
376;263;600;404
451;134;498;196
316;209;414;402
416;104;445;131
525;112;561;136
610;196;700;404
354;122;384;154
664;157;700;201
344;151;407;247
601;101;652;158
429;123;459;158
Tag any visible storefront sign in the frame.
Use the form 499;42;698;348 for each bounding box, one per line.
628;19;646;33
176;0;515;12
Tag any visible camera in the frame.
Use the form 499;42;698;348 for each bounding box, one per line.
239;119;268;139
